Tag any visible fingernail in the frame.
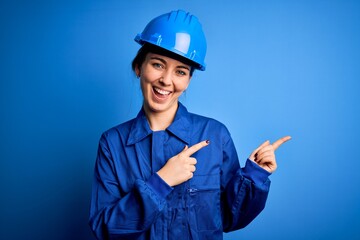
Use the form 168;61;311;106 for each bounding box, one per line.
206;140;210;144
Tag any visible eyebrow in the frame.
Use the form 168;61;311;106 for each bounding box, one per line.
150;56;190;71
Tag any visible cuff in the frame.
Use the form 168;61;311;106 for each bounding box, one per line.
146;173;173;199
241;159;271;185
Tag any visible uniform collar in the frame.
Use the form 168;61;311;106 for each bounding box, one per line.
127;102;191;146
167;102;191;144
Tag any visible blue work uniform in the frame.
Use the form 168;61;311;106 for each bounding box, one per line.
89;102;271;240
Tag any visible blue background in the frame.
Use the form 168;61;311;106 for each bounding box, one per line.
1;0;360;239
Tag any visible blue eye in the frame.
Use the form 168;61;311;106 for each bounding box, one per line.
152;63;163;69
177;70;187;76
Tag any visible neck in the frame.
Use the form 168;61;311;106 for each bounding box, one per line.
143;102;178;131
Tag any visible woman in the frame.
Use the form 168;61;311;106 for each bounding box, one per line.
89;10;290;240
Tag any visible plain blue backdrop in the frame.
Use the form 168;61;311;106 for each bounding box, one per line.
1;0;360;239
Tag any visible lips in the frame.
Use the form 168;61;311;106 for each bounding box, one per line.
152;87;172;101
153;87;171;95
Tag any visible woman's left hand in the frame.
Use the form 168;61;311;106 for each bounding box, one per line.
249;136;291;173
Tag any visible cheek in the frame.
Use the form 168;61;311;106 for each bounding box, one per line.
174;79;190;92
139;76;151;95
142;66;162;83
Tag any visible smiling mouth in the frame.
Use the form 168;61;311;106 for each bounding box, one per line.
153;87;171;96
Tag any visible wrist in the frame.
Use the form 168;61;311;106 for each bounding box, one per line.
157;169;174;187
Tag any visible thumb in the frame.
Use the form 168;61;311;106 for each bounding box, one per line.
178;145;189;156
182;145;189;152
249;140;270;161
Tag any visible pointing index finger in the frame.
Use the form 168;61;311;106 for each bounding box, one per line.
184;140;210;156
272;136;292;150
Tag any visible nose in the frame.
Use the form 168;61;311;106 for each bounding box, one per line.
159;71;172;86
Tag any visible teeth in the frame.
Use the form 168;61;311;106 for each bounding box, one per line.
154;87;171;95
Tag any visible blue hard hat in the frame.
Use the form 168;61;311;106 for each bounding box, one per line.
135;10;207;71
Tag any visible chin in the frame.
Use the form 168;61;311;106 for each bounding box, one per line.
145;100;177;114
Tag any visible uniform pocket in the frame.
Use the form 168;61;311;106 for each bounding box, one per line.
189;174;221;231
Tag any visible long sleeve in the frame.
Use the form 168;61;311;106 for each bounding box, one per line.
88;134;172;240
221;136;271;232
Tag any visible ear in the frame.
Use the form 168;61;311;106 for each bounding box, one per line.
135;64;141;78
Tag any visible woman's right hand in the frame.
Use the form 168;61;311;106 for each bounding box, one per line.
157;140;209;187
